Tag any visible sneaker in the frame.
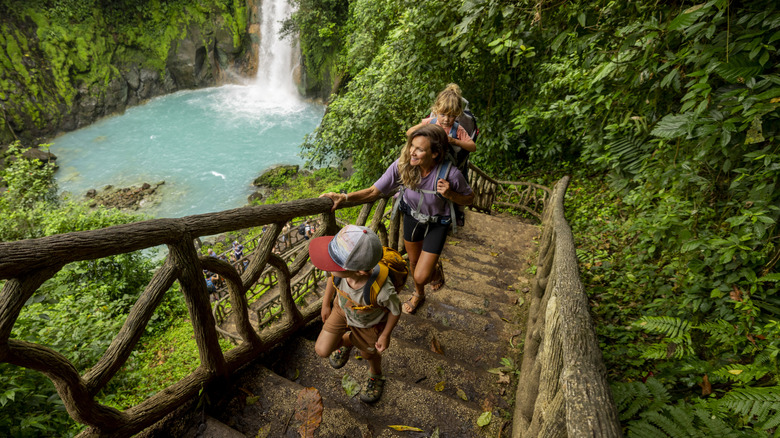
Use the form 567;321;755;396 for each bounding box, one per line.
328;346;352;369
359;375;385;403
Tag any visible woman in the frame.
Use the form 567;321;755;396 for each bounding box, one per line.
321;124;474;314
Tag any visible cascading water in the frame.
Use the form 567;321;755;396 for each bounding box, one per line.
51;1;323;219
255;0;297;97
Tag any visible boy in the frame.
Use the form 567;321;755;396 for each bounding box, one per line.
309;225;402;403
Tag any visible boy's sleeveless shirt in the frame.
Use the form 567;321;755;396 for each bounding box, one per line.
335;277;401;328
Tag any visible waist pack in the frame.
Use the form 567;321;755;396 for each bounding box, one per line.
333;246;409;310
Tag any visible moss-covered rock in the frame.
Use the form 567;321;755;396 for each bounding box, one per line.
0;0;256;144
252;164;300;188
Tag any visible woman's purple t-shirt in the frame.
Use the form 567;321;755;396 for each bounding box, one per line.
373;159;472;217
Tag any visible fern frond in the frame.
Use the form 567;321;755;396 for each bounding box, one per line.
627;402;753;437
718;386;780;431
711;363;771;385
613;378;671;421
635;316;691;339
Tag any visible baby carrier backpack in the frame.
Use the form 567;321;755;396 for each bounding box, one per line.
333;247;409;310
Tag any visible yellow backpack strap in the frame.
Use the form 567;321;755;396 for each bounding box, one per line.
333;276;362;309
369;263;389;307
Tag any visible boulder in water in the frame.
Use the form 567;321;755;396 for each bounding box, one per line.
86;182;165;211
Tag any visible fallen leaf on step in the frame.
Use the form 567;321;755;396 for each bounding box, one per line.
481;399;494;412
434;380;446;392
342;374;361;397
389;425;424;432
430;427;440;438
456;388;469;401
292;369;300;380
294;387;322;438
430;336;444;355
246;395;260;405
448;240;460;245
255;424;271;438
498;373;511;384
477;411;492;427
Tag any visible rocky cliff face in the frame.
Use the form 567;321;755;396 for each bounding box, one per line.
0;2;259;145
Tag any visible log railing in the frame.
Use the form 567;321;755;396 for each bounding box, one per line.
466;162;551;221
0;166;618;437
512;176;622;438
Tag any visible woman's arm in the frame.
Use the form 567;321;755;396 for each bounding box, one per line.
435;179;474;206
320;185;383;211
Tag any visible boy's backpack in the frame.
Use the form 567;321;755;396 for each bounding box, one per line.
298;223;306;236
333;246;409;310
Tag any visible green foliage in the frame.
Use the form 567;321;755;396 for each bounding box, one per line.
253;167;344;204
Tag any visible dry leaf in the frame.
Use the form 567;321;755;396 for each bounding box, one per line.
434;381;446;392
430;336;444;355
497;373;510;385
730;286;743;301
388;425;424;432
490;252;498;257
456;388;468;401
481;398;494;412
700;374;712;396
294;387;323;438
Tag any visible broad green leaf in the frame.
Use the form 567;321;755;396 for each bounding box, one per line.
341;374;360;398
477;411;492;427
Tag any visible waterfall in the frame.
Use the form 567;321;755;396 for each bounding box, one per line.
255;0;298;99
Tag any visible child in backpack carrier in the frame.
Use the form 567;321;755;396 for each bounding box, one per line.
310;225;403;403
406;83;476;227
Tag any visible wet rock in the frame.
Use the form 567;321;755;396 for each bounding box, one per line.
87;181;165;211
124;66;140;90
21;147;57;166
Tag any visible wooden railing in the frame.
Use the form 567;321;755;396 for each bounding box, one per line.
512;176;622;438
0;198;394;438
466;163;551;221
0;166;616;437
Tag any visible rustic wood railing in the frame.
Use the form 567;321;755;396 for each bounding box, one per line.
512;175;622;438
0;166;617;437
466;162;551;220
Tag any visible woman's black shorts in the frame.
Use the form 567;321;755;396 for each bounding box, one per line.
403;213;450;255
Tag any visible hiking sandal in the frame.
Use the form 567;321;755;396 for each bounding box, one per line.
430;261;445;291
329;346;352;369
402;293;425;314
359;375;385;403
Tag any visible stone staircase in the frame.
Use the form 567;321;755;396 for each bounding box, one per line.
173;211;540;437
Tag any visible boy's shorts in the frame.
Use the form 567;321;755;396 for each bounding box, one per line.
323;303;385;360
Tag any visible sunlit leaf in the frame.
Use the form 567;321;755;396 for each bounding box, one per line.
434;381;446;391
388;425;424;431
477;411;492;427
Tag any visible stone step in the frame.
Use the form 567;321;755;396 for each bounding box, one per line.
268;336;511;413
259;338;504;437
214;365;376;437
